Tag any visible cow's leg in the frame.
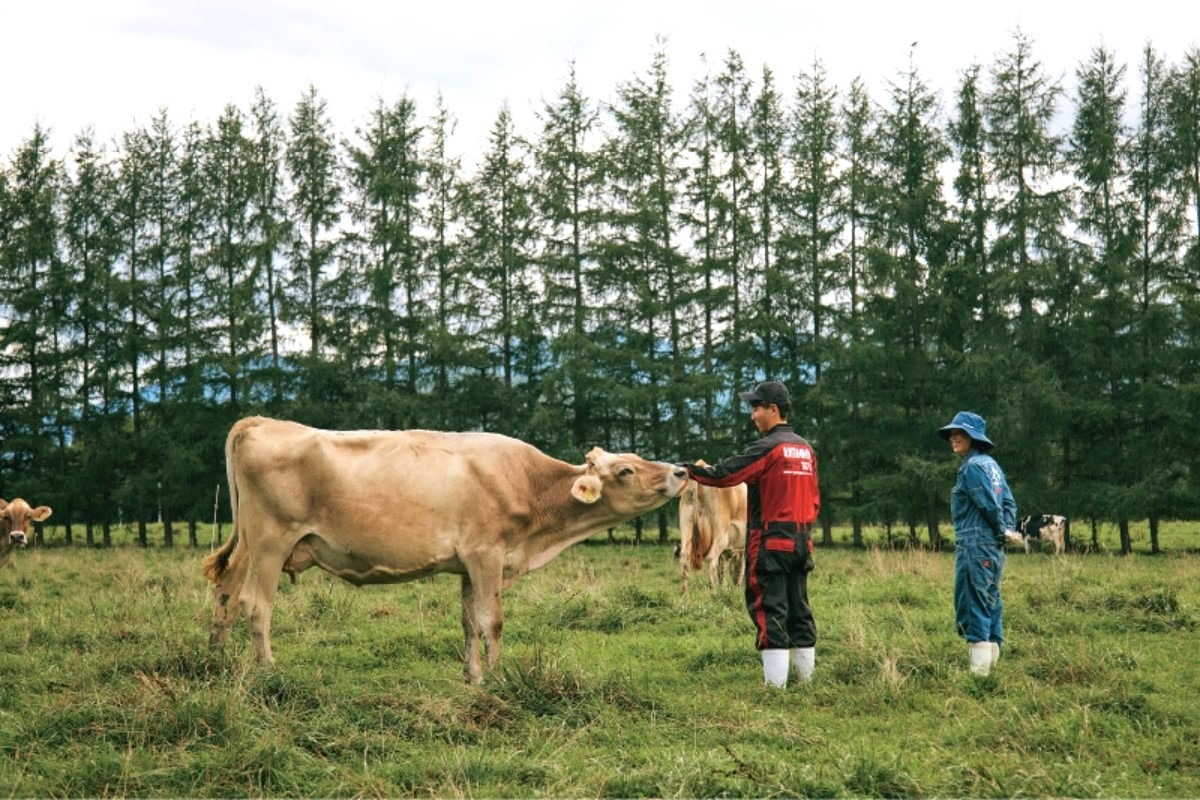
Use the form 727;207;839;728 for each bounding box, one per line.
708;535;729;589
240;544;289;665
209;545;249;649
678;504;693;594
697;516;717;589
460;558;505;684
460;576;483;683
731;550;745;587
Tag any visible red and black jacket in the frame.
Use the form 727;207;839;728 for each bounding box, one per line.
686;424;820;530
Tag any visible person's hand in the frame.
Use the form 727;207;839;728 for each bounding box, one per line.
1003;530;1023;546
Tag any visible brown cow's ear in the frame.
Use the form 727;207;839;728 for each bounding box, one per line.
571;475;603;504
31;506;52;522
0;499;8;512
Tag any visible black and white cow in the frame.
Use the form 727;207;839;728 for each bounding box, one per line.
1017;514;1067;554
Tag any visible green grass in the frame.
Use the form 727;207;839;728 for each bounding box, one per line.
0;528;1197;797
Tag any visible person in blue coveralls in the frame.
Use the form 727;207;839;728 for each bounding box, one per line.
939;411;1018;676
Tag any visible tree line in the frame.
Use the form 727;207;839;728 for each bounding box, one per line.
2;32;1198;554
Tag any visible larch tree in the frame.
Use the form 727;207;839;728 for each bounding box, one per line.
868;59;952;548
285;85;344;365
345;94;427;429
1130;46;1191;550
248;88;290;411
460;105;539;433
114;125;158;545
783;57;841;541
1068;43;1138;553
62;129;120;545
422;94;472;432
748;65;789;387
531;63;607;455
983;30;1075;536
681;59;726;451
202;104;262;415
603;42;688;540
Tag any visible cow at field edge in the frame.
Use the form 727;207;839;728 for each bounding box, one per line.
202;417;688;683
0;498;53;568
677;460;747;592
1017;514;1067;554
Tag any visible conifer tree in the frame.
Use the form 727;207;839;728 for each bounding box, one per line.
713;50;757;405
531;64;606;454
983;30;1074;533
984;30;1070;343
748;65;788;385
345;94;426;428
286;85;344;366
63;129;120;545
681;60;725;450
202;104;262;415
1130;46;1190;548
114;125;157;545
248;88;290;410
603;43;688;463
141;110;184;545
0;128;66;514
782;57;841;539
870;60;951;547
826;76;884;545
422;94;472;431
944;64;993;352
1068;43;1138;552
460;105;539;433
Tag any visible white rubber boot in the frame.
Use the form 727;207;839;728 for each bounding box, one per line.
790;647;815;682
762;649;790;687
989;642;1000;666
969;641;992;676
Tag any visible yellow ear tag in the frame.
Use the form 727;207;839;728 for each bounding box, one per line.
571;475;603;504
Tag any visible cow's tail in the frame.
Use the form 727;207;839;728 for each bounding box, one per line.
201;531;237;584
689;518;711;572
201;419;248;584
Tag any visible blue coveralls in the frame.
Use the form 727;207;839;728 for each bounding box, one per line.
951;450;1017;645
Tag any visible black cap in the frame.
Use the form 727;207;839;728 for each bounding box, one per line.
738;381;790;407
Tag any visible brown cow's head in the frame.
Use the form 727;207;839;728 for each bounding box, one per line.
571;447;687;516
0;498;53;565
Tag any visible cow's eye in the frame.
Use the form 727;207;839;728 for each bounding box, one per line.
617;467;634;478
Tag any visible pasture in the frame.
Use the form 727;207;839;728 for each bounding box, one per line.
0;525;1196;798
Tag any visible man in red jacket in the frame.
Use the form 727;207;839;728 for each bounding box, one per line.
681;381;821;687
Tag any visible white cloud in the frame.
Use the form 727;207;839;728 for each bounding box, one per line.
2;0;1196;164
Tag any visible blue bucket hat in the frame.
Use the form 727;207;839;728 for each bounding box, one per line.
939;411;994;451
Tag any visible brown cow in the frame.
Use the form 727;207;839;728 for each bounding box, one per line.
0;498;53;568
202;417;687;683
677;461;747;592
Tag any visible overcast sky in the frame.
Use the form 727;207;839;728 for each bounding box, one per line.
3;0;1197;166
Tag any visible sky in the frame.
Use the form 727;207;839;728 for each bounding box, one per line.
2;0;1197;167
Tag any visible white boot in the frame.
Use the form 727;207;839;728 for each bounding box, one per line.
762;649;790;687
790;647;815;682
989;642;1000;666
969;641;992;676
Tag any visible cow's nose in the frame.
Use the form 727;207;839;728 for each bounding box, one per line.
9;532;26;546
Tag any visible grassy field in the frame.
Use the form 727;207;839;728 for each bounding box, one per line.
0;525;1197;798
